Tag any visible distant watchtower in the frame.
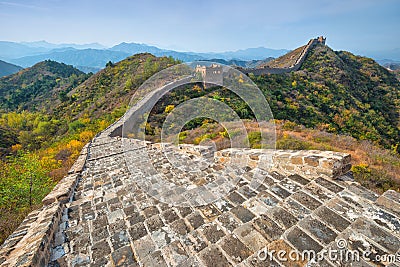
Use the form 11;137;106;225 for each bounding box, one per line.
195;64;223;87
317;36;326;45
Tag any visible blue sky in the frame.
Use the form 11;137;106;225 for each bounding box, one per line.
0;0;399;54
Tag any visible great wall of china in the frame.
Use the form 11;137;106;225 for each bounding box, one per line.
240;36;326;75
1;37;400;267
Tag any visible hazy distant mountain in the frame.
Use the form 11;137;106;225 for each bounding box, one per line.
384;63;400;71
197;47;289;61
362;49;400;61
204;57;274;68
21;41;106;50
10;49;130;70
110;42;205;62
0;60;22;77
2;40;400;72
110;42;288;62
0;41;48;60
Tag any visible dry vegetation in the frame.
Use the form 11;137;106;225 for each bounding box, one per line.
167;119;400;194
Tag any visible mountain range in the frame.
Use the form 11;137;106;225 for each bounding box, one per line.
0;41;289;73
0;60;22;77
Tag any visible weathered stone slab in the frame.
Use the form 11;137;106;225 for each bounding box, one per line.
376;190;400;216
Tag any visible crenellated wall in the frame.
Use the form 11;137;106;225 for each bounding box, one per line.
240;36;325;75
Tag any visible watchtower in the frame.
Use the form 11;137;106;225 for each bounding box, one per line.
195;64;223;87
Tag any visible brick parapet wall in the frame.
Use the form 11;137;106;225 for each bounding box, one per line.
0;143;89;267
215;148;351;180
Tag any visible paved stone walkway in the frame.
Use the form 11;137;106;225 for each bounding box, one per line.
43;122;400;267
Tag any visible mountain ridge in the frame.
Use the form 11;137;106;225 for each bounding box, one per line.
0;60;22;77
1;40;289;72
0;60;90;112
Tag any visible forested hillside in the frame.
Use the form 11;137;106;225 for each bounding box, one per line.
0;55;180;243
0;60;90;112
1;46;399;243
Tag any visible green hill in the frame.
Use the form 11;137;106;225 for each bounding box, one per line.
141;44;400;152
0;60;22;77
257;44;400;149
0;60;90;112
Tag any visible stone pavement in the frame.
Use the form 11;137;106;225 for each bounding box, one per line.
1;120;400;266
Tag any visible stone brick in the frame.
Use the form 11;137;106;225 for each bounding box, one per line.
143;206;159;218
107;209;125;224
110;230;130;250
129;222;147;241
217;212;240;233
291;191;322;210
281;198;311;220
314;206;351;232
133;235;156;261
376;190;400;216
304;156;321;167
141;250;168;267
238;185;258;199
186;212;205;230
351;218;400;253
314;177;344;193
184;230;207;253
233;223;268;253
199;204;221;221
91;240;111;261
220;234;252;263
161;209;179;223
269;171;285;181
91;226;109;243
325;197;360;222
198;245;233;266
269;206;298;229
267;239;308;267
347;184;379;202
9;111;400;267
269;185;291;199
123;204;138;216
304;182;335;203
257;191;279;207
286;226;323;253
246;253;281;267
151;227;174;248
126;212;145;226
162;240;189;266
201;223;225;243
145;215;164;233
170;219;190;236
253;215;284;242
227;191;246;205
175;206;192;217
290;156;303;165
230;206;255;223
298;216;337;245
288;174;309;185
